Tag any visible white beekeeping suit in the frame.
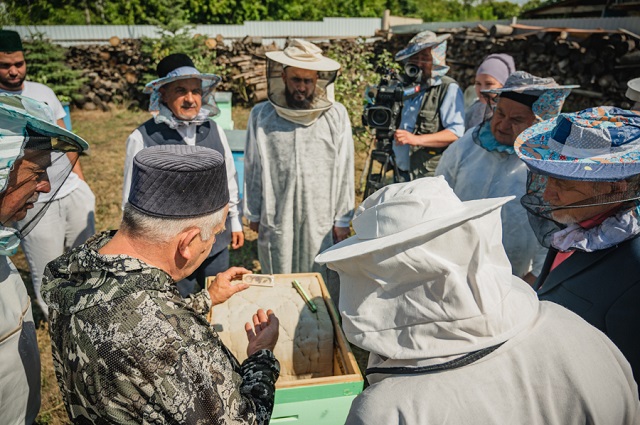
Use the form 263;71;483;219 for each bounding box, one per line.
315;178;640;425
436;71;577;279
436;128;546;277
243;40;355;293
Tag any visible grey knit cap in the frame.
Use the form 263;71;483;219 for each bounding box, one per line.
128;144;229;218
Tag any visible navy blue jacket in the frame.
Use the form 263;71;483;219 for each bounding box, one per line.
535;235;640;384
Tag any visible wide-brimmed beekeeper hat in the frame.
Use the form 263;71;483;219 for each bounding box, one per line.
482;71;578;122
315;177;539;363
515;107;640;181
265;39;340;72
0;94;89;254
395;31;451;62
0;94;88;192
316;176;512;263
516;107;640;251
627;77;640;103
143;53;221;113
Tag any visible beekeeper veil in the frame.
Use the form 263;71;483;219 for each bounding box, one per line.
0;94;89;255
471;71;577;154
266;39;340;126
515;107;640;252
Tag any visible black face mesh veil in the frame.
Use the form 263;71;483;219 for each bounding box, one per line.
3;128;79;238
470;95;498;143
520;171;640;249
0;94;85;242
266;58;337;111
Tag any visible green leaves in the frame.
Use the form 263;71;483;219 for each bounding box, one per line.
23;34;86;104
3;0;525;26
326;41;399;152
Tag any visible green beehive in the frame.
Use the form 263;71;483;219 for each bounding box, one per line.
268;273;364;425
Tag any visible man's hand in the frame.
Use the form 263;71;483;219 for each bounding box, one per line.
245;309;279;356
249;221;260;233
208;267;250;306
333;226;350;243
231;231;245;250
395;129;419;146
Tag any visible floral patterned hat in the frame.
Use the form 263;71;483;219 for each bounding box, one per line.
515;107;640;181
483;71;578;122
395;31;450;62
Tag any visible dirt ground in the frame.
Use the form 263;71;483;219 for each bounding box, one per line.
15;105;369;424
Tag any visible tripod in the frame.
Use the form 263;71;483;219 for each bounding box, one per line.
363;135;402;199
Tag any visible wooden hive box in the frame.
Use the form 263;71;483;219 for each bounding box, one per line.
208;273;364;424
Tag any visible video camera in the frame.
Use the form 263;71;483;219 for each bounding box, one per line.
363;64;423;139
362;64;423;198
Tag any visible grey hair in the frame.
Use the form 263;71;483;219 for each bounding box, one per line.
121;203;225;243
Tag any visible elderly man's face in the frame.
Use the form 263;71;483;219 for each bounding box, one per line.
407;48;433;80
0;150;51;223
0;51;27;91
542;176;624;224
490;97;536;146
282;67;318;109
160;78;202;120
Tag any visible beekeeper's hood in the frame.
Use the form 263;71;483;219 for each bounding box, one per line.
266;39;340;126
315;177;539;379
0;94;88;255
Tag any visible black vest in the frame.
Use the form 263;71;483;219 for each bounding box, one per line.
414;75;456;136
409;76;456;178
137;118;232;256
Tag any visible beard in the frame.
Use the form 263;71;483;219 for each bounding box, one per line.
285;89;314;109
550;210;579;225
0;74;25;90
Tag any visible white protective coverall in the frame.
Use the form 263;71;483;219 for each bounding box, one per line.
314;178;640;425
244;101;354;275
345;301;640;424
435;127;546;277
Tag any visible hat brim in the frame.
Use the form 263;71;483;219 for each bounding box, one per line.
265;51;341;72
395;34;451;62
626;86;640;102
482;84;578;95
515;115;640;181
0;96;88;152
143;73;221;94
315;195;514;264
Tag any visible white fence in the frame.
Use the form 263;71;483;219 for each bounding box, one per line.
5;18;381;46
6;16;640;46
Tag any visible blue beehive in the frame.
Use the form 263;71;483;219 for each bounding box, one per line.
224;129;246;200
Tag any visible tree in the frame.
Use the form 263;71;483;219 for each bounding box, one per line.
23;34;86;103
3;0;524;25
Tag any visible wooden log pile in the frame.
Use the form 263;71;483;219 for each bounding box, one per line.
213;36;278;103
62;25;639;112
379;24;640;111
64;35;281;110
66;38;151;111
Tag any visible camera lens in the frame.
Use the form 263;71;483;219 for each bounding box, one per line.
405;63;420;79
370;108;390;127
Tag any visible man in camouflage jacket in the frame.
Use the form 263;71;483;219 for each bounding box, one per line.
43;145;280;424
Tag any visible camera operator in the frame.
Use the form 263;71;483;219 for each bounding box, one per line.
393;31;465;180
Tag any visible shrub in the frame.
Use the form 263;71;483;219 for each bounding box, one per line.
23;34;86;104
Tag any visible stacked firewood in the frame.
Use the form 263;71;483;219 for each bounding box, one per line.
66;38;151;111
62;26;639;112
214;36;278;103
382;24;639;111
